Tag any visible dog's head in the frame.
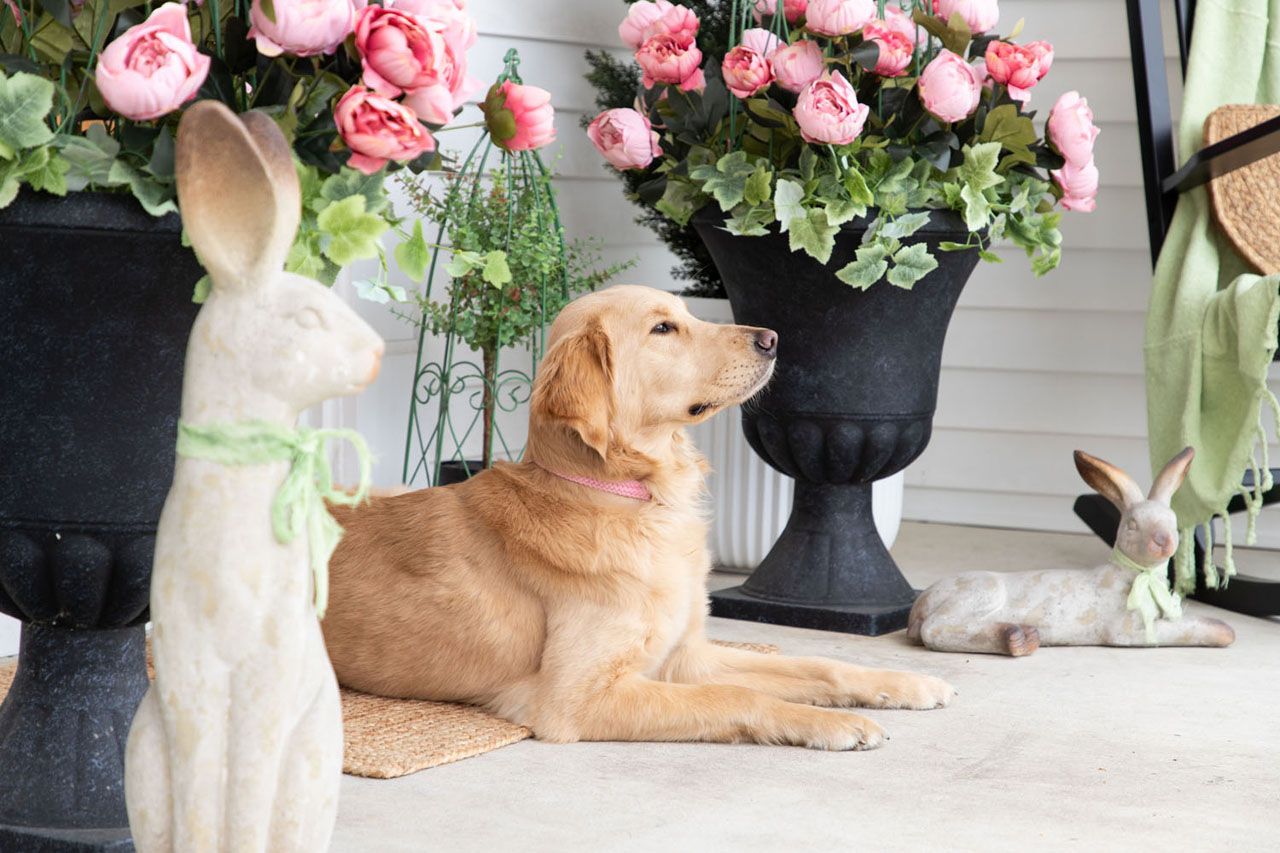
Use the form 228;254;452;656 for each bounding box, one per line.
528;285;776;476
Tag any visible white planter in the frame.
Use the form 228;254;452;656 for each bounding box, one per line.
685;297;905;573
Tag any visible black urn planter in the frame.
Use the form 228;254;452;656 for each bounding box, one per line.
693;209;979;636
0;191;201;850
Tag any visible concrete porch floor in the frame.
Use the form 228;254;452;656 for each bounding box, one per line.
337;522;1279;852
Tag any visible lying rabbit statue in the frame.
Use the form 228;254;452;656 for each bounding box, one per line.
124;101;384;851
908;447;1235;656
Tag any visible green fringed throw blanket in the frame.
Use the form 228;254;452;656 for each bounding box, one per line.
1145;0;1280;593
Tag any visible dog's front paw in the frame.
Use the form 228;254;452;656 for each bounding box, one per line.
859;671;955;710
792;709;886;751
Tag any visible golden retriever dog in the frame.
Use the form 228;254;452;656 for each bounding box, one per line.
323;285;954;751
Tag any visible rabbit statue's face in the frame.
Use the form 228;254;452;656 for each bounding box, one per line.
198;271;384;412
1117;500;1180;565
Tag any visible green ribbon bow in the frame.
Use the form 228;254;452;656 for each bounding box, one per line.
1111;547;1183;643
176;420;372;619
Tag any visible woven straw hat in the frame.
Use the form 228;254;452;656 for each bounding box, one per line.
1205;104;1280;275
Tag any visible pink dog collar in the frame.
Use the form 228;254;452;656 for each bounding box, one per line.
544;468;652;502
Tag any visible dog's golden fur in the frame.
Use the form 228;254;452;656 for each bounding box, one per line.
323;285;953;750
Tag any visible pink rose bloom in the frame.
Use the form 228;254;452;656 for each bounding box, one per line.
250;0;358;57
335;85;436;175
882;5;929;48
794;71;868;145
740;27;782;58
587;108;662;170
618;0;674;49
722;45;773;99
805;0;875;37
936;0;998;34
399;16;483;125
95;4;210;122
391;0;474;40
1047;90;1100;168
984;39;1053;102
1053;159;1099;212
636;31;704;91
355;6;446;97
770;39;824;93
754;0;808;24
863;20;913;77
917;49;982;122
649;4;700;41
483;80;556;152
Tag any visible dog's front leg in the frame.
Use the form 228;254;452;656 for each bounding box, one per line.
663;641;955;710
559;674;886;751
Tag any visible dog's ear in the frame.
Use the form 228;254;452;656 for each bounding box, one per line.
532;322;614;459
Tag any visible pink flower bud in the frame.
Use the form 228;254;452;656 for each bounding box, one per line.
587;108;662;170
794;71;869;145
95;4;210;122
917;49;982;123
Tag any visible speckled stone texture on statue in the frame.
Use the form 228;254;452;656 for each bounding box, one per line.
0;189;201;851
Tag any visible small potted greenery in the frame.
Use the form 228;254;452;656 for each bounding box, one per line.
584;0;1101;635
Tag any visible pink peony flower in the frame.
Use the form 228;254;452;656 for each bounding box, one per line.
636;30;704;91
397;12;482;126
754;0;808;24
250;0;360;57
882;5;929;48
805;0;876;37
794;71;868;145
649;4;700;41
770;39;824;93
482;80;556;152
1047;90;1100;168
1053;159;1099;212
618;0;674;49
740;27;782;58
722;45;774;99
863;20;914;77
335;85;436;175
355;6;447;97
917;49;982;123
95;4;210;122
936;0;998;34
390;0;478;51
984;39;1053;102
587;108;662;170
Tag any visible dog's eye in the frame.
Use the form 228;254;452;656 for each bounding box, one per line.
651;322;676;335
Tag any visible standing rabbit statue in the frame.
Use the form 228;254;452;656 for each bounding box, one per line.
124;102;385;852
909;448;1235;656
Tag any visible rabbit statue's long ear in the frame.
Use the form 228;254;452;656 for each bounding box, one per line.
1074;450;1144;510
1149;446;1194;505
176;101;301;290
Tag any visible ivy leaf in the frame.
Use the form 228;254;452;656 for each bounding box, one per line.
108;159;177;217
912;9;971;57
960;183;992;231
788;207;838;264
192;275;212;304
0;171;19;209
54;125;120;191
743;163;772;207
724;203;774;237
879;211;931;240
774;178;806;232
394;219;431;281
354;279;408;304
446;249;485;278
320;168;387;215
836;244;889;290
979;105;1037;157
0;72;55;151
482;250;512;287
957;142;1002;192
689;150;758;211
654;179;704;227
22;148;68;195
1031;246;1062;276
317;194;388;266
887;243;938;289
843;168;873;207
824;196;863;226
979;249;1004;263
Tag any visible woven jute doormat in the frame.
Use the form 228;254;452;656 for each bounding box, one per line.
0;640;776;780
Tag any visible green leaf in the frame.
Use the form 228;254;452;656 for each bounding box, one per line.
0;72;55;151
654;179;704;227
108;159;177;217
0;173;19;209
912;8;971;56
887;243;938;289
1031;246;1062;276
22;148;68;195
957;142;1003;192
774;178;806;232
446;249;485;278
743;163;772;207
788;207;838;264
320;168;387;215
879;211;931;240
960;183;992;231
843;168;874;207
689;150;758;211
316;195;388;267
824;196;863;227
978;249;1004;263
482;250;512;287
724;203;774;237
354;279;408;304
394;220;431;281
192;275;212;304
836;245;889;290
978;104;1037;164
54;125;120;191
938;241;970;251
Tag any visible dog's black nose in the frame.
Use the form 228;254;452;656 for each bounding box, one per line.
754;329;778;358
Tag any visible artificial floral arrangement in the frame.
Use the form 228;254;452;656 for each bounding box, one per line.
585;0;1101;292
0;0;557;297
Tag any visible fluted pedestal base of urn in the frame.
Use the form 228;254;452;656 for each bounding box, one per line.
694;208;979;636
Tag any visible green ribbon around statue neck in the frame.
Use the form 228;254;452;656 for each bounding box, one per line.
176;419;372;619
1111;547;1183;643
